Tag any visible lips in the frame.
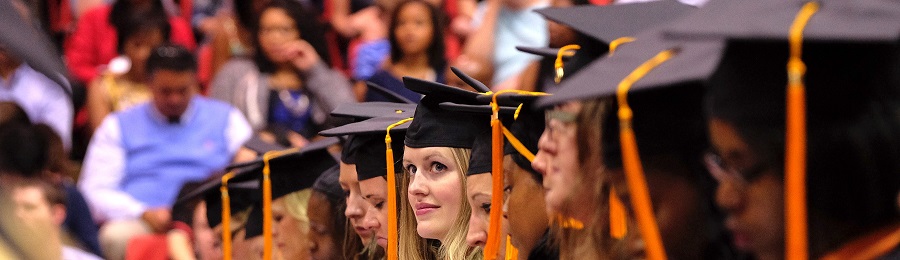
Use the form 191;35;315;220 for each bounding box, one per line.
726;218;752;250
354;226;373;239
414;202;439;216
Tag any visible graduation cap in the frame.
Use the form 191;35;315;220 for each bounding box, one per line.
244;164;341;238
402;77;488;149
366;81;420;104
0;0;71;94
664;0;900;257
320;116;412;180
330;102;417;122
533;1;698;84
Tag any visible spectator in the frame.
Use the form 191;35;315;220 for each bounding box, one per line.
85;11;169;132
8;179;103;260
79;44;252;260
65;0;196;85
210;0;354;147
463;0;548;90
363;0;448;103
0;46;73;151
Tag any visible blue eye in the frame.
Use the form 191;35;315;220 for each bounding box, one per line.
430;162;447;172
405;164;417;174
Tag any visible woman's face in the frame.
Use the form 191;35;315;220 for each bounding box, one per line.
404;146;465;240
503;156;549;254
464;173;492;247
533;102;585;218
358;177;389;248
394;3;434;57
258;8;299;64
340;162;379;243
708;118;784;260
307;192;339;260
123;29;164;77
272;197;311;260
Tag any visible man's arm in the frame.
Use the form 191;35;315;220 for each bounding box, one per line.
225;108;253;155
78;115;146;222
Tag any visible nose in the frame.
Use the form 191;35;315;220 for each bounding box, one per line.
466;212;487;247
532;131;553;175
408;174;428;198
359;210;381;232
715;180;743;213
345;196;364;220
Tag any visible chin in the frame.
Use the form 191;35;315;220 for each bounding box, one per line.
416;224;445;240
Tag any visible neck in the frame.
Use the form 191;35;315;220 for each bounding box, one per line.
397;53;431;70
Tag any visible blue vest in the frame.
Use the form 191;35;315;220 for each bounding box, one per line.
117;97;233;208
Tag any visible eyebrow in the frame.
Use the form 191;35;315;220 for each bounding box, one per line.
470;193;491;202
364;194;385;200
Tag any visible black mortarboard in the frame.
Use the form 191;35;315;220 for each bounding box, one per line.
312;165;344;202
173;169;261;229
467;129;493;175
537;1;696;45
536;34;724;107
242;138;340;238
0;0;71;94
320;116;412;180
330;102;417;122
403;77;488;149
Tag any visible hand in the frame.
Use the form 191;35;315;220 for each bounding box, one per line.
282;40;321;72
142;208;172;233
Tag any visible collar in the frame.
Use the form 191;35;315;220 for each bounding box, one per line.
147;96;198;125
0;64;29;90
820;223;900;260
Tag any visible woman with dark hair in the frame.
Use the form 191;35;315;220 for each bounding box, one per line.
308;166;349;260
65;0;195;85
85;12;169;132
363;0;447;103
210;0;355;147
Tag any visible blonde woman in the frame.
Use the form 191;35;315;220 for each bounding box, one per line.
273;189;313;260
398;83;486;260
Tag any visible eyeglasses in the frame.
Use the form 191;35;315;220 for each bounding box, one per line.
543;109;577;142
703;152;770;186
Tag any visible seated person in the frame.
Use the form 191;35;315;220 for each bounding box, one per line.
79;44;252;260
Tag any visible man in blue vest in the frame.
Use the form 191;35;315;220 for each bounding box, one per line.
78;44;252;260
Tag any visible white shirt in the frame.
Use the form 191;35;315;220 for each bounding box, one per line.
0;64;73;150
78;99;252;222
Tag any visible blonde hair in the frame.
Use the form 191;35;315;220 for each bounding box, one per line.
398;147;481;260
282;189;313;233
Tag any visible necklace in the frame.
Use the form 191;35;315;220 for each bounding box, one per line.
277;89;310;116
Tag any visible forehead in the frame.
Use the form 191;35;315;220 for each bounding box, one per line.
149;69;195;85
402;146;453;162
260;8;293;23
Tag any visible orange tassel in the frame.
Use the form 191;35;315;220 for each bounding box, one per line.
609;188;628;239
785;3;818;260
615;48;677;260
385;118;412;260
220;171;237;260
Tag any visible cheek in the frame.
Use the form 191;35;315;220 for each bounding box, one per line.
434;173;463;208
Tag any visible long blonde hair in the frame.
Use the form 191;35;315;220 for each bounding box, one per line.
282;189;312;233
398;147;481;260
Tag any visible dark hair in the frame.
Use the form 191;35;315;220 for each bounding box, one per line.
388;0;447;71
109;0;168;38
0;102;30;127
253;0;331;73
146;44;196;75
115;10;171;54
0;123;49;178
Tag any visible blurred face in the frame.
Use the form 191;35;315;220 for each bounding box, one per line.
465;173;492;248
272;197;311;260
148;69;197;120
192;201;222;260
340;162;378;243
708;119;783;260
503;156;549;254
307;192;339;260
258;8;299;64
232;229;264;260
11;186;56;227
533;102;585;218
123;29;165;77
546;0;578;48
394;3;434;56
610;169;709;260
404;146;464;240
358;177;389;248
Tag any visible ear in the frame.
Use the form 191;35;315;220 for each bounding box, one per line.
51;204;66;226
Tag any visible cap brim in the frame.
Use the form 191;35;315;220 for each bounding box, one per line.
330;102;417;120
536;2;696;44
319;116;412;137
